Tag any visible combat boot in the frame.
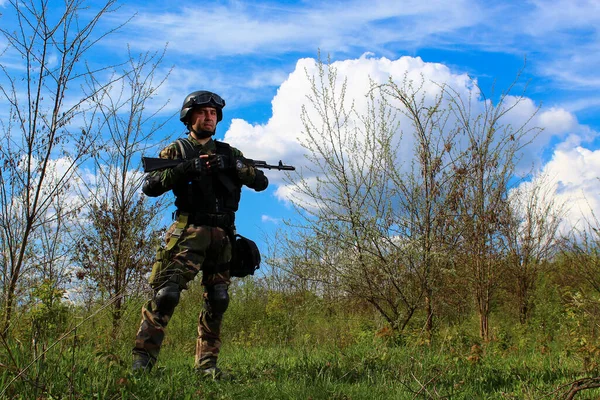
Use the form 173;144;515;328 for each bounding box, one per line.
195;357;231;381
132;351;154;372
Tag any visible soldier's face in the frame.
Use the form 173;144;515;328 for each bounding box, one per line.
190;107;218;133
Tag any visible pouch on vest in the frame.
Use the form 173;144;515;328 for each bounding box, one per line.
230;234;261;278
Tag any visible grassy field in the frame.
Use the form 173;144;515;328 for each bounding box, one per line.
1;335;598;399
1;281;599;399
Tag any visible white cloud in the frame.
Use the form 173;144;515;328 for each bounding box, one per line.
494;1;600;90
224;54;598;230
5;156;89;228
525;0;600;35
115;0;483;57
131;64;291;119
537;107;577;136
536;145;600;232
224;55;476;167
108;0;600;92
82;0;600;129
261;215;281;224
224;56;552;177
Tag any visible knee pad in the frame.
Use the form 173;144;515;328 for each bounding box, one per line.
206;283;229;315
154;282;181;315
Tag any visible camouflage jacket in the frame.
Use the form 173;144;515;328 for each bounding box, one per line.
142;135;267;209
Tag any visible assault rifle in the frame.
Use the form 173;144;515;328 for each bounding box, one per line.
142;156;295;173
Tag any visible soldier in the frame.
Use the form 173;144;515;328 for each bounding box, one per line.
132;90;268;379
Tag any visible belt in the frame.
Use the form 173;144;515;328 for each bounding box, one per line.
175;211;234;228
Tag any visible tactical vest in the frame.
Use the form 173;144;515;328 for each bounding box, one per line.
171;138;241;220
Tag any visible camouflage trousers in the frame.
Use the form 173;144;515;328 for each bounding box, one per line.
133;215;232;369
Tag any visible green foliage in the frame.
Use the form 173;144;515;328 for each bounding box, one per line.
3;273;600;398
28;279;71;341
529;272;567;339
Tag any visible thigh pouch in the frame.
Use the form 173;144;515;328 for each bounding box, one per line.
148;214;189;289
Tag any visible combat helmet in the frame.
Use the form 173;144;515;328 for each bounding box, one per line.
180;91;226;125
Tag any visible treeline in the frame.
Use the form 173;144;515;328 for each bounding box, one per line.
262;57;599;348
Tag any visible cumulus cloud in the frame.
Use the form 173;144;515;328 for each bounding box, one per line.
536;107;577;136
223;56;551;175
224;55;476;177
223;54;598;229
539;145;600;232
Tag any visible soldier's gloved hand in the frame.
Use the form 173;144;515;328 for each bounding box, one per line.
172;157;210;180
206;154;226;171
252;169;269;191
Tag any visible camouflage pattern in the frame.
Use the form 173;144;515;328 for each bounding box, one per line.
133;220;232;368
133;134;256;370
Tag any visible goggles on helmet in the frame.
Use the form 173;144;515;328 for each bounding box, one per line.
180;90;226;125
183;92;226;109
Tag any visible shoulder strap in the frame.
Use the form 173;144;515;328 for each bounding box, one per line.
175;137;199;159
214;140;233;159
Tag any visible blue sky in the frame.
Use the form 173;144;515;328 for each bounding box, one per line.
2;0;599;258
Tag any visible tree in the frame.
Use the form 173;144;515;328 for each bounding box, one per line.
447;80;541;340
271;57;542;340
270;57;428;332
561;195;600;331
559;186;600;400
501;173;564;324
0;0;126;337
377;77;465;338
72;48;171;335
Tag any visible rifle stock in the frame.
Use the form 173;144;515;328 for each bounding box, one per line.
142;156;295;173
142;157;180;172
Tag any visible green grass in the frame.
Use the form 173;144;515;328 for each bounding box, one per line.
2;284;599;399
1;337;598;399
